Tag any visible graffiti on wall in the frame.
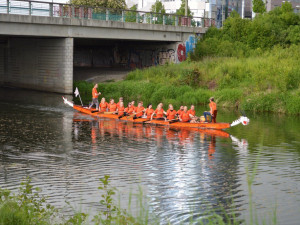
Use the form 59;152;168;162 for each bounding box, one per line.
74;36;197;68
176;35;196;62
185;35;196;57
158;49;176;65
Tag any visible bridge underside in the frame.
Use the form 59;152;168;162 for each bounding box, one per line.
0;36;194;94
0;14;200;94
74;38;178;69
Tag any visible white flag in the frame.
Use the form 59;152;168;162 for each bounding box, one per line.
74;87;79;97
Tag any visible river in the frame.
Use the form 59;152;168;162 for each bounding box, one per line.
0;87;299;224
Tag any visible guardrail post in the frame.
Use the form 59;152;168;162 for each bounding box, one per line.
88;7;92;19
150;13;152;24
121;10;125;22
175;15;178;26
49;3;53;17
29;1;32;15
136;12;139;23
106;9;109;21
72;6;75;18
163;15;165;25
68;5;72;18
59;4;63;17
7;0;9;14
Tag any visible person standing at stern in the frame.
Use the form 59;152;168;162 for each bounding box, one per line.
89;84;101;110
204;97;217;123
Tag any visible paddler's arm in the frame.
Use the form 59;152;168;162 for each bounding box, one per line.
179;115;182;122
150;112;155;121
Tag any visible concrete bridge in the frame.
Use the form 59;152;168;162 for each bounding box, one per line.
0;0;211;94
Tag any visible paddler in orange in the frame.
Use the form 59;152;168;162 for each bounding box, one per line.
203;97;217;123
187;105;196;117
116;97;123;108
133;101;145;119
166;104;178;121
179;106;192;123
144;104;154;119
177;106;184;118
116;101;125;116
88;84;101;110
99;97;108;112
130;100;137;112
151;103;166;120
108;99;117;113
120;102;132;118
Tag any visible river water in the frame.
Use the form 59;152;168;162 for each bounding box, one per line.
0;87;299;224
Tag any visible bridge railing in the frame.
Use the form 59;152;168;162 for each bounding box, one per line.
0;0;215;28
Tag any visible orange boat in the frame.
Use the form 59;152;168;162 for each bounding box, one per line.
63;97;250;130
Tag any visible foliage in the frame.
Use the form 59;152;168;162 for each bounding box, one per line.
125;4;137;22
69;0;126;10
74;43;300;114
0;177;57;225
192;2;300;59
150;0;166;24
252;0;266;14
92;175;137;225
176;0;193;16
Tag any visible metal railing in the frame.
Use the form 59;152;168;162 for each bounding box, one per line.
0;0;215;27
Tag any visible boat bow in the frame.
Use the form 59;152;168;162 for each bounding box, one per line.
230;116;250;127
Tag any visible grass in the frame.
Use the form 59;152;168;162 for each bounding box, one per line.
74;45;300;114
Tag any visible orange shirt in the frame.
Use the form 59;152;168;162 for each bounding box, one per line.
125;107;134;115
99;102;108;112
187;109;196;117
117;106;125;116
166;109;177;120
154;108;164;118
209;102;217;112
117;102;123;108
92;88;98;98
130;105;136;112
135;106;145;117
181;111;190;122
177;109;184;117
145;108;154;119
108;103;117;112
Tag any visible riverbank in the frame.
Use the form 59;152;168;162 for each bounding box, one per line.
74;45;300;114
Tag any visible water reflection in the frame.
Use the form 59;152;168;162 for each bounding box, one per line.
71;113;247;224
1;87;300;225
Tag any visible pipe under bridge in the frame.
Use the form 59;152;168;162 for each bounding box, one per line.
0;0;213;94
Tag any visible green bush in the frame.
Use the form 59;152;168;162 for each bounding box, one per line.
192;2;300;60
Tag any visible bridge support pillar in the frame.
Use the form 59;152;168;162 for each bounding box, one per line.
0;37;73;94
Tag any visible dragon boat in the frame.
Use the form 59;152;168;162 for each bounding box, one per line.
63;97;250;130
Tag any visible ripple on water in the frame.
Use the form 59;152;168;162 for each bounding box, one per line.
1;95;300;224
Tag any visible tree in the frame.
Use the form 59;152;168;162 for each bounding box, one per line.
125;4;137;22
252;0;266;14
69;0;127;10
176;0;192;16
151;0;166;14
150;0;166;24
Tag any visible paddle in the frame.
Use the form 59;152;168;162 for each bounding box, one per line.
127;113;136;119
168;119;179;123
104;112;116;115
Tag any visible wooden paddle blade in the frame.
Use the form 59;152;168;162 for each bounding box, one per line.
127;114;136;119
104;112;114;114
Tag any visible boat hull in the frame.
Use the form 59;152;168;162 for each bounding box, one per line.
73;105;231;130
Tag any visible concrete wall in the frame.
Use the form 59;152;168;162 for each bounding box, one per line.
1;37;73;94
